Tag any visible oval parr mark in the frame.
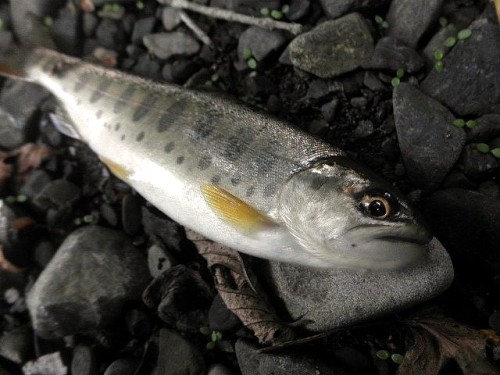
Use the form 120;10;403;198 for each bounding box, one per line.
189;113;216;143
176;156;184;165
230;175;241;186
157;100;187;133
114;123;121;131
263;183;277;198
114;86;136;114
246;186;255;197
90;80;112;103
164;141;175;153
133;94;158;122
198;155;212;170
74;72;90;92
96;110;103;119
211;175;221;184
136;131;145;142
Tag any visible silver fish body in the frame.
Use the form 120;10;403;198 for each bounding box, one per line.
5;47;431;269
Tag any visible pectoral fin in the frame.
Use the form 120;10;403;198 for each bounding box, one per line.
201;184;278;231
99;156;131;181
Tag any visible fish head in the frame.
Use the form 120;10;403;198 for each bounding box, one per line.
278;156;432;270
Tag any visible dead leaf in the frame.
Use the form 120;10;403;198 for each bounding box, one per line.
194;235;296;345
0;245;23;273
8;143;52;178
397;316;498;375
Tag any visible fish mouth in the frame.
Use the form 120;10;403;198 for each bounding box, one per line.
347;224;432;246
375;235;429;246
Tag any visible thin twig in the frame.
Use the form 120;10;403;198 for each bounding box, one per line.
179;10;212;46
159;0;304;35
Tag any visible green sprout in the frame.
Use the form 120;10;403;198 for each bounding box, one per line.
247;58;257;70
465;119;476;129
391;77;400;87
439;16;448;28
477;143;490;153
434;49;444;61
374;15;389;29
281;4;290;14
200;327;222;350
83;214;96;224
457;28;472;40
271;9;284;19
242;47;253;61
435;60;444;73
376;350;390;360
444;37;457;48
242;48;257;69
260;7;270;16
5;195;28;204
43;16;53;28
491;148;500;158
453;118;465;128
396;68;405;78
16;194;28;203
136;1;145;10
391;353;404;364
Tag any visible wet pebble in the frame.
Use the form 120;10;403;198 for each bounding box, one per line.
19;170;52;201
319;0;388;19
287;0;310;21
421;18;500;115
363;71;385;92
143;32;200;59
71;345;97;375
208;293;241;331
22;352;67;375
156;328;205;375
289;13;373;78
26;226;149;338
393;83;465;189
121;194;142;235
353;119;374;139
0;107;24;149
132;54;162;80
0;326;30;364
237;26;286;62
33;179;81;212
460;144;499;179
386;0;445;48
96;18;127;51
321;98;339;122
466;114;500;143
161;6;182;30
131;16;156;44
100;203;118;226
147;242;176;278
368;36;424;73
103;358;140;375
82;12;99;37
142;206;186;257
350;96;367;108
162;59;200;84
51;1;81;55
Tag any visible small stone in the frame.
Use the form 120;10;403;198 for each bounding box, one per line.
132;54;162;80
421;18;500;116
237;26;286;62
121;194;142;235
0;107;23;149
33;241;56;268
319;0;389;19
147;242;176;278
262;237;453;331
308;119;329;134
393;83;465;189
156;328;205;375
460;144;499;179
353;119;374;138
441;171;475;190
289;13;374;78
161;7;181;31
23;352;67;375
363;71;385;92
103;359;141;375
209;294;241;331
208;363;235;375
386;0;445;48
143;32;200;59
287;0;310;21
19;170;52;201
131;16;156;44
0;326;31;364
350;96;368;108
478;181;500;198
321;98;339;122
162;59;200;84
33;179;81;212
26;226;149;338
100;203;118;227
368;37;424;73
82;12;98;37
96;18;127;51
305;79;329;99
466;114;500;143
51;1;81;55
71;345;97;375
125;309;153;338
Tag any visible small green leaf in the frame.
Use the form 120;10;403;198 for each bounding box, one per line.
396;68;405;78
439;17;448;27
136;1;144;9
374;15;384;25
391;77;400;87
391;353;404;364
247;58;257;70
83;214;95;223
206;341;216;350
211;330;222;342
376;350;390;360
5;196;16;204
457;28;472;40
271;10;283;19
243;48;252;60
465;120;476;129
211;73;219;82
260;7;270;16
281;4;290;14
491;148;500;158
381;21;389;29
43;16;53;27
435;61;444;72
199;326;211;335
444;37;457;48
434;49;444;61
16;195;27;203
453;119;465;128
477;143;490;153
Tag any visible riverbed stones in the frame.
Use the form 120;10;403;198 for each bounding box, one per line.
143;32;200;60
26;226;149;338
319;0;389;20
289;13;374;78
260;237;453;332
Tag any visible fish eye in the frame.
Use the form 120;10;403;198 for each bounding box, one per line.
360;194;392;219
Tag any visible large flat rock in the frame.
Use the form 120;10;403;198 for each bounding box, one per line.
261;238;453;332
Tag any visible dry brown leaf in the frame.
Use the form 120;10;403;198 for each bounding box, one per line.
9;143;52;178
195;236;296;345
398;316;498;375
0;245;23;273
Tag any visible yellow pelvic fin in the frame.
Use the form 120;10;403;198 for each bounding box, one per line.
201;184;278;231
99;156;130;181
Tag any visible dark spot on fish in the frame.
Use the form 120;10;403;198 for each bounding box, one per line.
90;80;112;103
231;175;241;186
211;175;221;184
351;244;357;248
157;100;187;132
96;110;103;119
136;131;145;142
189;112;216;142
310;176;326;190
256;151;278;176
246;186;255;197
74;72;90;92
263;183;277;198
198;155;212;170
133;95;158;122
41;59;54;72
121;134;126;141
51;61;72;78
114;123;121;131
164;141;175;153
176;156;184;165
114;86;135;114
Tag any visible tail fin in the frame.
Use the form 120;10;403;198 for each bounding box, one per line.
0;45;33;81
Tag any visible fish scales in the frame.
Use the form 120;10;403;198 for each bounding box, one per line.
0;47;432;269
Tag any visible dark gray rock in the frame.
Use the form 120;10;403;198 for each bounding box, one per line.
368;36;424;73
393;83;465;189
132;17;156;44
363;71;385;92
386;0;445;47
478;181;500;198
288;0;310;21
143;32;200;59
142;206;185;257
132;54;162;80
162;59;200;84
237;26;286;62
289;13;374;78
236;339;345;375
422;25;457;68
466;114;500;143
19;170;52;201
51;1;81;56
33;241;56;268
161;7;182;31
33;179;80;211
420;18;500;116
208;293;241;331
0;107;23;149
334;347;374;375
26;226;149;338
147;242;176;278
350;96;367;108
321;98;339;122
423;188;500;272
319;0;389;19
71;345;97;375
353;119;374;138
100;203;118;227
96;18;127;51
261;237;453;332
103;358;140;375
441;171;475;190
156;328;205;375
0;326;31;364
0;30;13;55
460;144;500;179
22;352;67;375
208;364;235;375
121;193;142;235
82;12;98;37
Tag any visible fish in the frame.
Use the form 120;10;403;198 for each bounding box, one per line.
0;46;432;270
